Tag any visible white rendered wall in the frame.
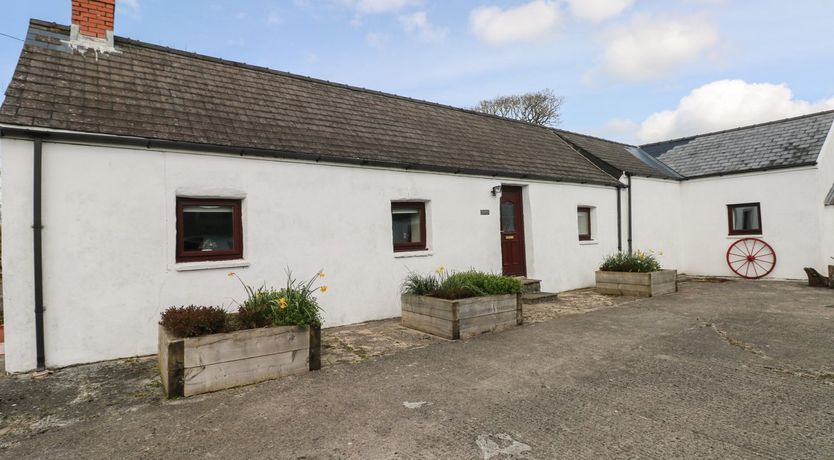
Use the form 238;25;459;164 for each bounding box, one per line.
678;167;821;279
815;124;834;267
1;138;620;372
524;181;620;292
627;177;682;270
0;139;36;371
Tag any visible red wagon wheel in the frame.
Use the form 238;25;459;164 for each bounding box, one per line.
726;238;776;279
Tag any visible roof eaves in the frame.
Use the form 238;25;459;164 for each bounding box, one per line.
679;162;818;181
0;124;622;188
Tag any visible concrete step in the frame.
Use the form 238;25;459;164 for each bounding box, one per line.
519;278;542;294
522;291;560;304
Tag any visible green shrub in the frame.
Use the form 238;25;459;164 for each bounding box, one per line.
237;285;279;329
401;272;439;297
403;267;522;300
599;250;662;273
268;271;325;327
231;270;325;328
160;305;228;338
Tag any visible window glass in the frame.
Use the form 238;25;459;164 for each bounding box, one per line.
731;206;759;231
392;202;426;252
500;201;516;232
577;207;592;240
182;205;235;251
392;207;422;243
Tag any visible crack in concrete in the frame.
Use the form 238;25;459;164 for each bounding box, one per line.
762;366;834;385
704;323;769;358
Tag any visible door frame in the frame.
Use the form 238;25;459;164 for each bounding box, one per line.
499;185;528;277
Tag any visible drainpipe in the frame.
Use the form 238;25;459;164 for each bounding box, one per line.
626;173;633;254
617;187;623;252
33;138;46;371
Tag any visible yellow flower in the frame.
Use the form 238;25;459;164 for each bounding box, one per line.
227;272;236;277
320;285;329;293
319;271;326;278
435;265;446;274
279;297;287;310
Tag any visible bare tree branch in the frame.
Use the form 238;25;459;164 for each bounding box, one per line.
472;89;564;127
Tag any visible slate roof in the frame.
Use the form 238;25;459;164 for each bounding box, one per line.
826;183;834;206
555;130;680;179
0;20;619;187
642;111;834;178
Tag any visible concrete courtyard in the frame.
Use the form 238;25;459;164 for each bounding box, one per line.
1;279;833;458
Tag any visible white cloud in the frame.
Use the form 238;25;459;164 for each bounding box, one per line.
366;32;389;49
602;14;720;81
119;0;139;10
603;118;640;138
469;1;562;46
637;80;834;143
345;0;421;14
117;0;141;18
267;11;283;25
399;11;448;42
567;0;633;22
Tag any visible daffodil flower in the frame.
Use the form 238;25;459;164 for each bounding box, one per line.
319;272;326;278
227;272;235;277
320;285;328;293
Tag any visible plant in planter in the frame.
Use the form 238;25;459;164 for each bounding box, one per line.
158;270;326;398
0;307;4;344
401;267;523;340
596;250;677;297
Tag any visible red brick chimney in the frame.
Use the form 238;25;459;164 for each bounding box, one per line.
71;0;115;41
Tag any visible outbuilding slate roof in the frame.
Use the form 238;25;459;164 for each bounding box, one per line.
0;20;620;187
555;130;680;179
642;111;834;178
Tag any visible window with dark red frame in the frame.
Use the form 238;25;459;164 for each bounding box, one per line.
176;198;243;263
577;207;592;241
727;203;762;235
391;202;427;252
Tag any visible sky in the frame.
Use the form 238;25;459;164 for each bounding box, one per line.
1;0;833;144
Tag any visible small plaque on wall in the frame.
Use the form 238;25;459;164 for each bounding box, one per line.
480;209;490;215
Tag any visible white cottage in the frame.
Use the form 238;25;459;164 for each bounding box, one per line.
1;1;833;373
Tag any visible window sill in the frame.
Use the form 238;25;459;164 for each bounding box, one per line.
727;234;762;239
174;259;250;272
394;250;433;259
579;240;598;246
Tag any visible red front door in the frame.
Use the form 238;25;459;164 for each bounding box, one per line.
500;186;527;276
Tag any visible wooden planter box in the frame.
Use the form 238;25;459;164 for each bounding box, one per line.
401;293;522;340
596;269;677;297
159;324;321;398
